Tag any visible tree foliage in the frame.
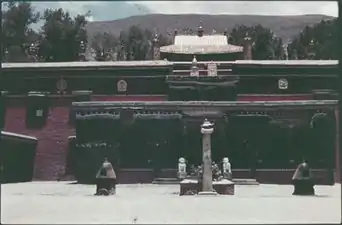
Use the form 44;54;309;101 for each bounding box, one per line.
1;4;338;62
38;8;88;61
287;19;337;60
229;24;284;60
90;26;171;61
2;2;40;59
89;32;119;61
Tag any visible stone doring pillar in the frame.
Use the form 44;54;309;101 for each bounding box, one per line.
26;91;50;128
243;36;253;60
199;119;217;195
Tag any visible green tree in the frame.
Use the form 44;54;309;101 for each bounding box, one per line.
2;2;40;60
90;32;119;61
118;25;171;61
288;19;337;60
120;25;150;60
39;8;88;61
229;24;284;60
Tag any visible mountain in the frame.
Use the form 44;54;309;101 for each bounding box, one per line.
28;2;152;30
86;14;335;43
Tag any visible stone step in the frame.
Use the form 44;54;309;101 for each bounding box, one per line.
232;178;260;185
153;178;260;185
152;178;179;185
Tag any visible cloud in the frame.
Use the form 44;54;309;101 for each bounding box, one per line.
138;1;338;17
4;1;337;28
29;1;151;21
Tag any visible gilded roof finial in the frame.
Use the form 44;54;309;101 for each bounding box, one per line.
244;31;252;41
223;28;228;36
153;33;159;44
198;20;204;37
192;55;197;64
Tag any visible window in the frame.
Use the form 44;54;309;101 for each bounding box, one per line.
26;93;49;129
36;109;43;117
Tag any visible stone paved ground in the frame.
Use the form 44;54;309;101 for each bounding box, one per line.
1;182;341;224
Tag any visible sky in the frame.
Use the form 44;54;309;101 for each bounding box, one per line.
136;1;338;17
3;1;338;23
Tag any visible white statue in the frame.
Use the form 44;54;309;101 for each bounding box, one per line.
222;157;232;180
177;157;187;179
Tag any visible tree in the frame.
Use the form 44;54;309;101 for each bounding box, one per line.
39;8;88;62
90;32;119;61
287;19;337;60
229;24;284;60
117;25;171;61
2;2;40;60
119;25;150;60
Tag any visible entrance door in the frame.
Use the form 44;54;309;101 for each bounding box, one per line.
227;115;272;170
146;119;184;178
118;120;150;169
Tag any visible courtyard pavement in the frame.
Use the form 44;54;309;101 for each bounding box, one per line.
1;182;341;224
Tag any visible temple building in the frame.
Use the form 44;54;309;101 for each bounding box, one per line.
159;25;245;61
0;59;339;185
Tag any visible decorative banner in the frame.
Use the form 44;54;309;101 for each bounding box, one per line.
56;77;67;94
278;78;288;90
117;79;127;92
207;61;218;76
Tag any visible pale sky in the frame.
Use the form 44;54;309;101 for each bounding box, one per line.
6;1;338;24
135;1;338;17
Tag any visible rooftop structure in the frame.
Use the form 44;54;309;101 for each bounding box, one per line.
159;24;245;61
160;35;243;55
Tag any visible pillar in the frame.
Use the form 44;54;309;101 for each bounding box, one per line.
335;109;340;183
0;91;8;130
199;119;217;195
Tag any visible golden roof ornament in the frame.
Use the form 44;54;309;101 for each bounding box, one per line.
190;55;199;77
197;20;204;37
192;55;198;65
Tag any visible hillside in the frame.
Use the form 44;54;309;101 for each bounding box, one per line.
86;14;335;43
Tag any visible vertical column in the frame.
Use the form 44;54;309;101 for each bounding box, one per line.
0;91;8;130
199;119;217;195
335;109;340;183
0;90;6;183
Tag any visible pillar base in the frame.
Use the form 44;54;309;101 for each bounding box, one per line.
198;191;218;196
